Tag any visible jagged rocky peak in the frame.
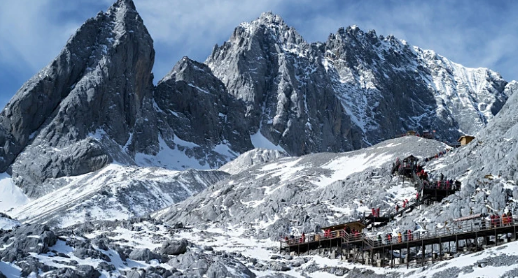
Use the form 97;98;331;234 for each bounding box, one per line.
207;12;363;156
154;56;253;168
321;24;510;143
161;56;216;86
211;12;308;68
234;12;306;46
1;0;156;195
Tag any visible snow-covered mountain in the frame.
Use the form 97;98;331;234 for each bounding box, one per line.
1;1;515;197
208;12;513;151
2;0;518;276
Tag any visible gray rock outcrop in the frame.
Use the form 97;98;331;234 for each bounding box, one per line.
159;239;188;255
128;248;163;262
0;224;57;262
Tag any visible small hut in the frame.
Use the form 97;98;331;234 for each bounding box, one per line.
458;135;475;146
398;155;419;178
402;155;419;168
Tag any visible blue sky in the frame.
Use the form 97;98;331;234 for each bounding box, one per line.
0;0;517;109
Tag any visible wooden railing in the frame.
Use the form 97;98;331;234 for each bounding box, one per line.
362;216;516;248
281;216;517;250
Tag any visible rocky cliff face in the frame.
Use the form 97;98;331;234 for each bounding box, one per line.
153;57;253;169
207;13;512;151
323;26;510;143
206;13;364;155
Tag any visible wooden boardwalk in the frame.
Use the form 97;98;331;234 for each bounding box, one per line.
281;218;518;268
280;166;515;268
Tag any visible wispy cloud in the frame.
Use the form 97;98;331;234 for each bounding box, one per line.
0;0;517;109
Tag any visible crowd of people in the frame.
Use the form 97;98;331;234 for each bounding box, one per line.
486;212;514;228
379;229;416;245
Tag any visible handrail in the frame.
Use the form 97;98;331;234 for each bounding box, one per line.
281;216;517;250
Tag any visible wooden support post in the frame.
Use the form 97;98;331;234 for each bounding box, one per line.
475;232;478;250
298;243;300;256
391;244;394;268
439;238;442;261
495;228;498;246
382;246;385;267
431;243;434;263
362;240;366;264
421;240;425;267
455;235;459;253
406;242;410;269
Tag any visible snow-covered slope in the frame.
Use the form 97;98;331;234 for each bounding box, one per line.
156;136;449;239
0;173;29;213
219;148;287;175
8;164;228;227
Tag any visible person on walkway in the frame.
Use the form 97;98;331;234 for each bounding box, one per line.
387;233;392;244
372;208;376;217
440;173;444;181
403;200;406;209
377;234;382;245
397;232;402;243
407;230;413;241
502;213;508;226
416;192;420;201
301;233;305;243
377;207;380;218
396;204;400;213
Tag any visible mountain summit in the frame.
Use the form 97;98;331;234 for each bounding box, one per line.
1;0;155;195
